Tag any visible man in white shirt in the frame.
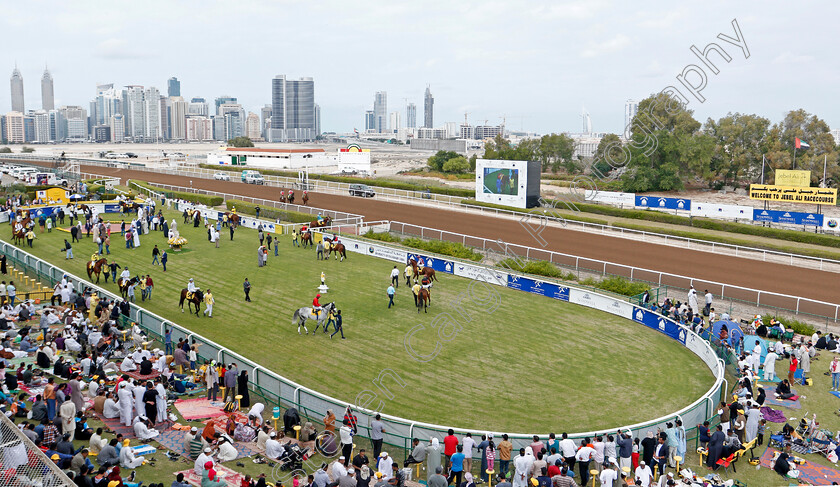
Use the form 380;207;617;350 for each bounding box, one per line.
704;290;713;314
575;442;596;486
120;356;137;372
599;459;618;487
194;448;214;477
217;437;238;462
634;460;653;487
340;419;354;464
333;457;348;478
558;433;577;468
764;348;779;381
265;432;283;459
462;432;476;474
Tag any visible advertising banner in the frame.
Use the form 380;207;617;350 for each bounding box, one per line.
632;306;687;344
568;289;633;319
690;203;752;219
454;263;508;287
634;195;691;211
368;243;409;263
584;190;636;206
752;209;824;226
406;253;454;274
823;216;840;232
775;170;811;187
749;184;837;204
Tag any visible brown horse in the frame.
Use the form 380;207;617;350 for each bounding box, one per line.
409;258;437;282
287;191;295;204
279;192;287;203
120;201;139;214
301;231;313;248
117;276;140;299
328;242;347;261
86;258;108;283
416;287;430;313
11;222;26;246
302;192;309;205
179;288;204;315
310;216;332;228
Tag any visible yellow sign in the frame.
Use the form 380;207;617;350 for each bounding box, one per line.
35;188;70;204
775;170;811;187
749;184;837;205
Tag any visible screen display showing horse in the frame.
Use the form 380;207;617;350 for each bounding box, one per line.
482;168;519;196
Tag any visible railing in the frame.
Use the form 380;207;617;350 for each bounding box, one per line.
386;220;840;323
0;413;74;486
0;238;724;450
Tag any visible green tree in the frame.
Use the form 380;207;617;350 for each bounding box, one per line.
775;109;838;182
227;136;254;147
592;133;623;177
537;133;577;173
704;113;770;185
21;146;34;153
0;147;11;153
427;150;461;171
468;154;477;171
442;156;470;173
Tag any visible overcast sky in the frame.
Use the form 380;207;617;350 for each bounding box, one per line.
3;1;838;135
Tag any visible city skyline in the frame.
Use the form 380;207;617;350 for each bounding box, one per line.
1;2;839;135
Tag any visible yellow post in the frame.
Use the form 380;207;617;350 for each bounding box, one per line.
673;455;682;475
414;462;421;480
652;464;658;482
142;341;151;350
219;386;226;401
294;425;301;439
486;469;495;487
236;395;243;411
272;417;279;432
589;469;598;487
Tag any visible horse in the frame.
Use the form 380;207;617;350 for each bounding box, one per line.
11;222;26;246
328;242;347;262
292;302;336;335
228;213;240;229
302;193;309;205
279;192;287;204
117;276;140;299
310;216;332;228
192;210;201;227
287;192;295;204
86;258;108;283
120;201;139;214
409;258;437;282
416;287;430;313
301;231;313;249
179;288;204;316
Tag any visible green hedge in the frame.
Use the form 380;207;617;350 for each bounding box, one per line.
581;276;649;297
758;316;816;336
133;181;224;206
225;199;314;224
200;164;475;197
362;230;483;261
497;258;577;279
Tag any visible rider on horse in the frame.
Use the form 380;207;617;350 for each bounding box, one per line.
187;278;200;300
90;252;100;264
316;212;324;225
119;266;131;282
313;293;323;317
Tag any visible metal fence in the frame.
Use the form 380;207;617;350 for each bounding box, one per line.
0;413;75;486
0;237;725;455
387;220;840;323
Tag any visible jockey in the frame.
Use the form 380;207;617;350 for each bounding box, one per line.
187;278;198;293
421;275;432;290
321;272;326;285
280;190;285;199
119;267;131;282
313;293;323;316
316;212;324;224
288;189;294;197
90;252;100;263
231;206;237;214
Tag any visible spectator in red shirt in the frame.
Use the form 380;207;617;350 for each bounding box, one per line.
788;356;798;384
530;435;546;456
444;429;459;472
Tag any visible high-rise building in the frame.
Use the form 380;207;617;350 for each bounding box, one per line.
186;116;213;141
624;99;638;138
48;109;66;142
406;103;417;129
270;75;315;142
41;67;54;111
5;111;24;143
144;87;161;142
189;98;209;116
169;96;188;140
167;77;180;97
10;67;24;113
215;96;237;116
364;110;375;132
125;86;145;141
245;112;261;140
373;91;387;133
66;118;86;141
260;104;272;139
109;114;124;142
314;103;321;137
423;86;434;128
389;111;401;133
160;96;170;140
93;125;110;142
94;84;121;127
219;103;245;139
212;115;226;141
23;116;35;142
32;110;50;143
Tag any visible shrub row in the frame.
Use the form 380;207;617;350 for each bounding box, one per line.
224;199;314;224
581;276;649;297
362;230;483;261
497;258;574;279
133;181;224;206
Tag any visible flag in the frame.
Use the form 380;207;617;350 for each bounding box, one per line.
795;137;810;149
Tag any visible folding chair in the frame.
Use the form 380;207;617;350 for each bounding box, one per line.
715;452;738;475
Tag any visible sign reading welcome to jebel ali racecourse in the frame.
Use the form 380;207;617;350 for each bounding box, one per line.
749;184;837;205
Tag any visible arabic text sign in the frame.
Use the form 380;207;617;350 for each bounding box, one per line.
634;195;691;211
749;184;837;205
775;170;811;188
752;209;824;226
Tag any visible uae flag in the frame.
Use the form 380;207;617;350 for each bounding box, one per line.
795;137;810;149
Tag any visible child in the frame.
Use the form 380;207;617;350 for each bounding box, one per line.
757;419;767;446
631;437;640;470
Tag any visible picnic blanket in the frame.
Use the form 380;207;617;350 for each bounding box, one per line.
759;447;840;485
156;428;260;461
125;369;161;382
174;397;227;420
763;387;802;409
831;391;840;400
93;410;173;439
174;465;246;487
760;406;787;423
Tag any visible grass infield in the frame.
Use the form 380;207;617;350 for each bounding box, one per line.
9;208;713;433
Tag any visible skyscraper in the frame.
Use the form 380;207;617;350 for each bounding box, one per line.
245;112;261;140
373;91;387;133
364;110;375;132
260;104;272;139
5;111;24;143
41;67;54;111
144;87;161;142
189;98;209;116
110;114;124;142
215;96;237;116
270;75;316;142
125;86;146;142
10;67;24;113
624;99;638;138
169;96;188;140
406;103;416;129
389;111;401;133
167;77;180;97
314;103;321;136
423;86;433;128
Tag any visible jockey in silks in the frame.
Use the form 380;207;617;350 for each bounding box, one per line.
316;212;324;225
90;252;100;264
119;266;131;285
187;277;200;299
421;275;432;291
313;293;323;317
288;189;294;199
280;190;286;201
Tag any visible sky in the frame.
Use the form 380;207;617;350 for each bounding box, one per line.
3;1;839;135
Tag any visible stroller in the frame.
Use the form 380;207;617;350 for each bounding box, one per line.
277;441;310;471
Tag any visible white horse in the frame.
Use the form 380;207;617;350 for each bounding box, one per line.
292;302;336;335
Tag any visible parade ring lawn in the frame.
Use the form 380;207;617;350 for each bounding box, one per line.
12;209;714;433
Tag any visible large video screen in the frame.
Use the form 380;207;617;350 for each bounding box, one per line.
482;168;519;196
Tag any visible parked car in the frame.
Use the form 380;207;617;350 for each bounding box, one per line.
125;152;138;158
213;172;231;181
241;170;265;185
349;183;375;197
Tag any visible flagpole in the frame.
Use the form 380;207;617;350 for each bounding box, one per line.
823;154;828;186
793;147;797;169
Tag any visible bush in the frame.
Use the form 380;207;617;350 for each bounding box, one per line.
0;147;11;153
461;200;611;225
21;146;34;153
442;156;470;174
224;199;313;224
591;276;649;297
498;258;566;278
133;181;223;206
362;231;401;243
362;230;483;261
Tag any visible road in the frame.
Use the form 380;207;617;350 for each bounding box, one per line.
14;160;840;312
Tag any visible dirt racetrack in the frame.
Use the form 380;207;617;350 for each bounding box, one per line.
21;161;840;313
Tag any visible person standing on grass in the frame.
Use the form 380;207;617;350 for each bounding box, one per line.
152;245;160;265
243;278;251;302
387;284;395;308
275;239;279;257
292;229;299;247
6;281;15;306
371;414;386;459
63;239;73;259
161;250;168;272
390;266;399;288
831;356;840;391
330;310;345;339
203;289;214;318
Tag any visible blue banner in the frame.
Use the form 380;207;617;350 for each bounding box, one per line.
406;253;454;274
635;195;691;211
632;306;686;344
104;204;122;213
506;275;570;301
752;209;823;226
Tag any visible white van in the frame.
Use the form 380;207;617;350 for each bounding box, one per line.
27;172;68;187
241;170;265;185
14;167;37;180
